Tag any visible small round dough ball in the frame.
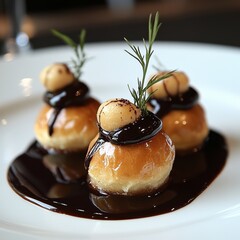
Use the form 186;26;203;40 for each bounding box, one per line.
148;71;189;99
87;130;175;196
97;98;141;131
40;63;75;92
162;104;209;151
34;98;100;152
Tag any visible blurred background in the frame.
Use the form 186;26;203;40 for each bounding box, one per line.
0;0;240;54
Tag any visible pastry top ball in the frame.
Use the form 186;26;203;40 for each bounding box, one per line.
40;63;75;92
148;71;189;99
97;98;141;132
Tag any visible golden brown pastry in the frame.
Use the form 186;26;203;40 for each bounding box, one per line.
85;14;176;196
148;71;209;151
35;98;99;151
34;63;100;152
86;99;175;196
161;104;208;151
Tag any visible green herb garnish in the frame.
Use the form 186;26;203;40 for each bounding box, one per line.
153;56;166;72
52;29;87;80
125;12;174;115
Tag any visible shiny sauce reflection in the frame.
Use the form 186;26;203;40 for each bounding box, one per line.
7;130;227;220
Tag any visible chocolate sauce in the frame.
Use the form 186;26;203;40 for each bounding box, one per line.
149;87;199;118
85;111;162;168
47;109;61;136
102;112;162;145
8;130;228;220
44;80;89;109
44;80;89;136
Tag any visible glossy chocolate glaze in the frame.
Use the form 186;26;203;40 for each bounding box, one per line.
8;130;228;220
44;80;89;109
43;80;89;136
85;111;162;168
149;87;199;118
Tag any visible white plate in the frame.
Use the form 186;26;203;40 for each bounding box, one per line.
1;42;240;240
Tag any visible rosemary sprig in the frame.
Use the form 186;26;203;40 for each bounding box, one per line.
52;29;87;80
125;12;173;115
153;55;166;72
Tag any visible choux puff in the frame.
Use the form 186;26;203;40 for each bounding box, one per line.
148;71;209;151
34;63;100;152
86;98;175;196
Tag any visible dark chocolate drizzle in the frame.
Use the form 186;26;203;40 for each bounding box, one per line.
7;130;228;220
44;80;89;109
149;87;199;118
101;111;162;145
47;108;61;136
43;80;89;136
84;111;162;169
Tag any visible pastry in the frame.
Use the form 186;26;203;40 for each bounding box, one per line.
85;13;175;196
86;98;175;195
34;63;99;152
34;31;100;183
34;29;100;152
148;71;209;151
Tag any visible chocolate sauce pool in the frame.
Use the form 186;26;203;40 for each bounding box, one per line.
7;130;227;220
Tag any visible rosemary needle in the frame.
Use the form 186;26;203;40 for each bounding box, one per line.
52;29;87;80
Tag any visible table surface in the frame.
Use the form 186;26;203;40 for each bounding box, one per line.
0;0;240;53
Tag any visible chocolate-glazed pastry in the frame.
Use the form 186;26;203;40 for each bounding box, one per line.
148;71;209;151
85;99;175;196
32;31;100;182
85;14;176;196
7;14;228;220
34;63;100;152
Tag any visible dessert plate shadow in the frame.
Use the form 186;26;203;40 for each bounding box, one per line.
1;42;240;240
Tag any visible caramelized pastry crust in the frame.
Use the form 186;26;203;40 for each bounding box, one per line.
88;130;175;195
161;104;209;151
35;98;100;152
